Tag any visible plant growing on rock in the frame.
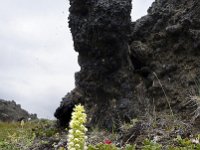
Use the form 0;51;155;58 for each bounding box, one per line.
67;104;88;150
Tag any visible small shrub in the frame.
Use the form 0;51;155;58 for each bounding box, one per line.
142;139;162;150
88;143;119;150
124;144;136;150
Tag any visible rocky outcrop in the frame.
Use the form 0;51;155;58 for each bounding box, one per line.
0;99;37;122
55;0;200;128
130;0;200;115
55;0;141;129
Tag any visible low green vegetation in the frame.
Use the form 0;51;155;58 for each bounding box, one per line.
0;121;36;150
0;119;58;150
0;105;200;150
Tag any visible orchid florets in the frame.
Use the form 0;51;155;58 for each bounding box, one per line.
67;104;88;150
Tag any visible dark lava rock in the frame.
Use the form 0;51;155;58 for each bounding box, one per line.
55;0;142;129
54;94;75;127
130;0;200;120
55;0;200;129
0;99;37;122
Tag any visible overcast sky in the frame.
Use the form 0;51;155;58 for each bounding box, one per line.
0;0;154;119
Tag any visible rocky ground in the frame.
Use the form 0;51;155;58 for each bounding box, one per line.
0;113;199;150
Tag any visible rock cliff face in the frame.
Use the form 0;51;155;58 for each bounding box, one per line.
55;0;200;128
0;99;37;122
130;0;200;115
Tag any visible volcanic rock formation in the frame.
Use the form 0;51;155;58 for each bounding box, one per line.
55;0;200;128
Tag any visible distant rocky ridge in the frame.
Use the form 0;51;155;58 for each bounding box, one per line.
0;99;37;122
